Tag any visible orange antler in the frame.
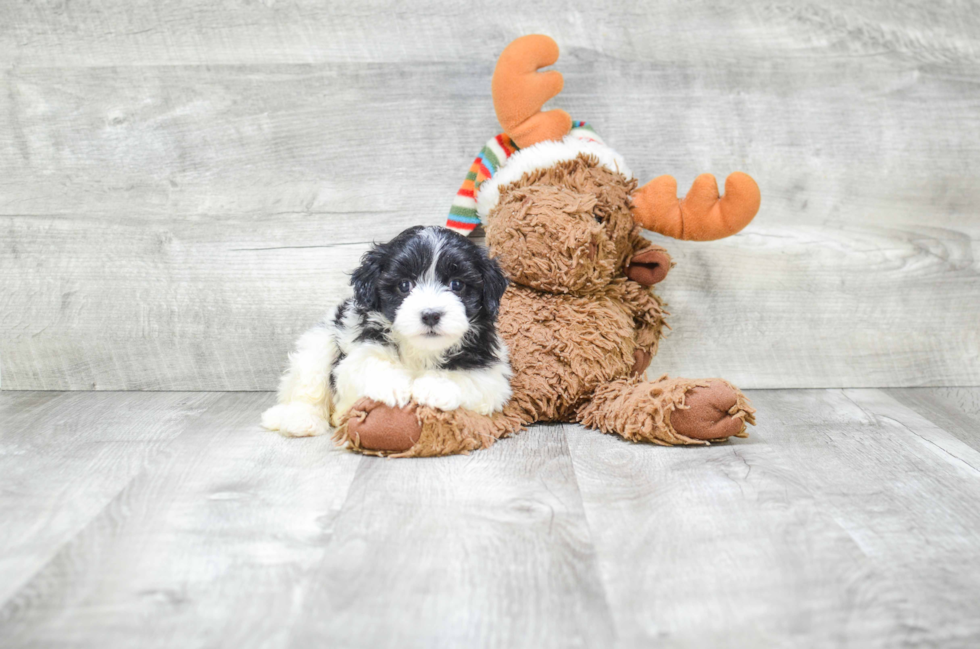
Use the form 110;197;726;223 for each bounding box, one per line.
492;35;572;148
632;172;761;241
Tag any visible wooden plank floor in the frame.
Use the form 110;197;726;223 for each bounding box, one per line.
1;389;979;648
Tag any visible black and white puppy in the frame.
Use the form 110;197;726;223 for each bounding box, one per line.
262;226;512;438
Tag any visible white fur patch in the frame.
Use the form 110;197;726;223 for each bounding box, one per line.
331;343;414;425
262;318;337;437
393;282;469;353
477;135;632;220
262;402;331;438
411;362;512;415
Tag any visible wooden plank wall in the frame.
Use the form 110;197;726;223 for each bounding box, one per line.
2;1;978;390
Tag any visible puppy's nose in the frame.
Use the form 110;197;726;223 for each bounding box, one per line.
421;310;443;327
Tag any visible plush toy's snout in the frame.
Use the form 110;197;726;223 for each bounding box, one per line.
625;246;672;286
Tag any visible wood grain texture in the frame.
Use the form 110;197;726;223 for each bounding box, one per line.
288;423;614;649
2;1;979;67
888;387;980;452
0;391;362;648
566;388;980;648
2;2;980;389
3;389;980;646
0;394;612;648
0;391;223;604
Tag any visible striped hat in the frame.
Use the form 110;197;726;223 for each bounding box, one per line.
446;121;603;235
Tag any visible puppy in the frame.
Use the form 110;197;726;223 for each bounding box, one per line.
262;226;512;438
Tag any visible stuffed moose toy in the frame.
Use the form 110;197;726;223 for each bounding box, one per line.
334;35;760;456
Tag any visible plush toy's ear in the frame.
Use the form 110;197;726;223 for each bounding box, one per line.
492;35;572;148
479;255;509;319
351;242;388;311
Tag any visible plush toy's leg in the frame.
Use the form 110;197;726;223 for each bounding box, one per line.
577;375;755;445
334;398;525;458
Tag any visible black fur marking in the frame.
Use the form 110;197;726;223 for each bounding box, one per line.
345;226;509;370
350;226;426;312
353;305;389;346
328;351;345;391
439;324;503;371
430;229;508;320
331;299;349;328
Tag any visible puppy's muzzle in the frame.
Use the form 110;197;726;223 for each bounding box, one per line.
421;310;443;328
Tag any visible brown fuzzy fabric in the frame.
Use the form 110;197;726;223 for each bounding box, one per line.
485;156;640;294
579;376;755;445
336;153;755;456
485;154;754;446
335;401;524;458
498;281;659;423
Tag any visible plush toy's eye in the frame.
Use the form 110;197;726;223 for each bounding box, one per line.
397;280;413;294
449;279;463;292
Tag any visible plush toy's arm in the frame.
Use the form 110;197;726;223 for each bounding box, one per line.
619;280;668;376
619;230;670;375
622;281;667;343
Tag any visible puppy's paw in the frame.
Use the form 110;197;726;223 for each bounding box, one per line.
262;402;330;438
412;375;464;412
361;371;413;409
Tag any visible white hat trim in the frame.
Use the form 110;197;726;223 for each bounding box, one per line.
476;135;632;220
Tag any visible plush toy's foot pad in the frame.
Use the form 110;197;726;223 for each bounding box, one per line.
671;381;751;441
345;398;422;453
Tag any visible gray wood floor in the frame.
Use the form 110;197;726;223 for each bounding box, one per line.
2;389;979;648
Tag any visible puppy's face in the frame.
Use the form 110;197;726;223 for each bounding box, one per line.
352;227;508;354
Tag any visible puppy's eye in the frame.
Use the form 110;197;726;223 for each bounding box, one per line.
397;280;413;294
594;214;605;224
449;279;463;292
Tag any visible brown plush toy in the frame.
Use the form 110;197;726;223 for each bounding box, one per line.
334;35;760;457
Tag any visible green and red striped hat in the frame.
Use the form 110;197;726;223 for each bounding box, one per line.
446;121;601;236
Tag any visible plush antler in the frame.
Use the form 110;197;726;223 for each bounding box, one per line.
492;35;572;148
632;172;761;241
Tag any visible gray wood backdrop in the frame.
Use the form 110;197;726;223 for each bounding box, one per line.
2;1;978;391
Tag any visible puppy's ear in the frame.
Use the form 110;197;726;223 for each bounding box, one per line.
479;254;509;319
351;242;388;311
